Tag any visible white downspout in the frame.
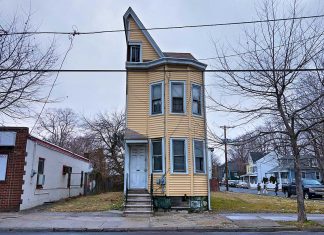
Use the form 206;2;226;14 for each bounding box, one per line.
202;72;211;210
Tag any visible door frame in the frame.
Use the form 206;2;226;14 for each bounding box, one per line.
129;144;148;189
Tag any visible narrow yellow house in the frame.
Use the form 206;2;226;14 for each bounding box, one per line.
123;7;209;215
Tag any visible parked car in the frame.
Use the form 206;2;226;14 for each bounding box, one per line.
228;180;239;187
237;181;249;189
282;179;324;199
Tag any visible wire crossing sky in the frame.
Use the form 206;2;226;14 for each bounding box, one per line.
1;14;324;36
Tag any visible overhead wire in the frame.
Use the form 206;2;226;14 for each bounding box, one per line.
1;68;323;73
1;14;324;36
30;35;75;133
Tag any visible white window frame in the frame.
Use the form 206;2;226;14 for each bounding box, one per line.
128;42;142;63
149;81;164;115
170;138;188;174
0;154;8;181
191;83;203;116
193;139;206;174
169;81;186;114
150;138;165;174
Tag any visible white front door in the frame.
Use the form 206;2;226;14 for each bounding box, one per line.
129;145;147;189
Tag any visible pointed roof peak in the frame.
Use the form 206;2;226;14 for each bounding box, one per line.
123;7;164;58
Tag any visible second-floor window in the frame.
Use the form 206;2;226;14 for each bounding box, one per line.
151;82;163;115
170;81;185;113
128;44;141;62
192;84;202;115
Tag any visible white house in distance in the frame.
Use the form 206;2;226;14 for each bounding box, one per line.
240;152;279;188
0;127;91;211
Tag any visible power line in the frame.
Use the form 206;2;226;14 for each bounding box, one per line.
30;36;75;134
1;68;324;73
2;14;324;36
198;32;324;61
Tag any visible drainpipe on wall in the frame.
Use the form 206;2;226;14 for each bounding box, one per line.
30;141;37;181
202;72;211;210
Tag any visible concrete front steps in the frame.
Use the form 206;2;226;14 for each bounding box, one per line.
123;189;153;216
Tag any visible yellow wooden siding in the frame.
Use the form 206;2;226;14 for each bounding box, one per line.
127;66;207;197
128;18;159;61
193;175;208;195
168;175;192;196
127;71;148;136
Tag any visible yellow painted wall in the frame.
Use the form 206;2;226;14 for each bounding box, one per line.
128;17;159;61
127;65;207;197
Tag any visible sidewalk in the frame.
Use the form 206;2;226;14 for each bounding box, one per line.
0;211;324;232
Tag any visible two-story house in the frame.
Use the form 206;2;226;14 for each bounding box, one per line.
240;152;270;185
122;8;209;215
268;155;322;185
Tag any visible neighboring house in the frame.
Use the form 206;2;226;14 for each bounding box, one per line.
240;152;269;184
122;7;209;214
218;161;242;181
268;155;322;185
0;127;91;211
255;152;280;183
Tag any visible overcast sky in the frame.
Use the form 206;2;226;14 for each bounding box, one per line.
0;0;322;157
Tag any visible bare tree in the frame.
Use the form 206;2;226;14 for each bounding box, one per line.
83;112;125;176
0;13;56;121
209;0;324;222
299;61;324;180
36;108;79;149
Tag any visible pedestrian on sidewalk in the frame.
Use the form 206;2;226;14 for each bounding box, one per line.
263;182;268;194
275;182;279;196
257;183;261;195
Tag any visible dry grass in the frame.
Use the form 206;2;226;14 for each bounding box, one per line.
211;191;324;213
46;192;124;212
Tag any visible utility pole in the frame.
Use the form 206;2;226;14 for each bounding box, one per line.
220;125;234;192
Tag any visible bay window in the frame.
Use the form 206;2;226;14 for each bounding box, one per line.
171;138;187;173
170;81;185;113
192;84;202;115
194;140;205;173
151;139;163;172
150;82;163;115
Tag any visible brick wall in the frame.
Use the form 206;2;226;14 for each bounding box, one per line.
0;127;29;212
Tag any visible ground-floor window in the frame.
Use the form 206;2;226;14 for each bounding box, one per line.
171;138;187;173
151;139;163;173
37;158;45;189
0;154;8;181
193;139;205;173
316;171;320;180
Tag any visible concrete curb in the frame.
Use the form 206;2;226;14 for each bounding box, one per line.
1;226;324;233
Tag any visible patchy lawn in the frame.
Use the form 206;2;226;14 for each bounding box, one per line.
211;191;324;213
46;192;124;212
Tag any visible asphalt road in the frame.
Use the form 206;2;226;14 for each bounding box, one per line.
0;232;323;235
220;185;285;197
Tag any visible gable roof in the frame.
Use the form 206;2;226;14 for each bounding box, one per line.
250;152;268;163
28;135;90;163
123;7;207;71
123;7;164;58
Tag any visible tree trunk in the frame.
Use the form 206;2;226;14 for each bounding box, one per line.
292;140;307;222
